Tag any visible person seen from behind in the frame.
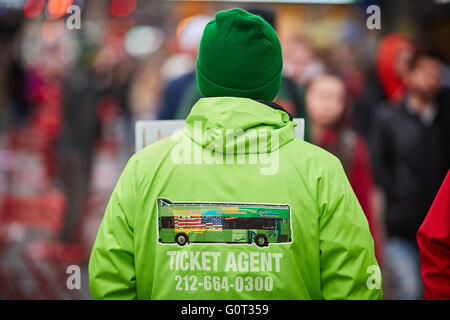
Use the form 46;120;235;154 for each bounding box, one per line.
89;8;382;300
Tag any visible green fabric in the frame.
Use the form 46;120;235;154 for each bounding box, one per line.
175;77;311;141
196;8;282;101
89;97;382;300
175;76;308;132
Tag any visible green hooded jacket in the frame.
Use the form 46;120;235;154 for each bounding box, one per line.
89;97;382;300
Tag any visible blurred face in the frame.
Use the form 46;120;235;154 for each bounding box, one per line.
306;76;346;127
283;40;313;83
406;57;441;100
394;46;414;80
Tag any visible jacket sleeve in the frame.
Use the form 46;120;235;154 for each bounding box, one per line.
417;170;450;300
318;156;383;300
89;157;137;300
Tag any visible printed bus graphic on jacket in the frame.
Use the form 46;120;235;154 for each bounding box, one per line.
157;198;292;247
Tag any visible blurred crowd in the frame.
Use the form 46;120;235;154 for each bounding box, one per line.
0;0;449;299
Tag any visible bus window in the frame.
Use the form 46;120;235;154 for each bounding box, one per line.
160;216;174;228
224;217;275;230
223;216;238;229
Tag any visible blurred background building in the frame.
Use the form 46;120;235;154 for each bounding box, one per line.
0;0;449;299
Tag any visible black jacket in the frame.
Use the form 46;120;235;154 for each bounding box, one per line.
369;89;450;242
353;72;387;140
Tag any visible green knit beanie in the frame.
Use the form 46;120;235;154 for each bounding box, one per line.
196;8;283;101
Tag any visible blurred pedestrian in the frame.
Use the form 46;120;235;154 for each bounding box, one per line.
354;33;417;140
282;37;325;87
58;36;134;247
306;74;383;265
370;50;450;299
156;15;211;121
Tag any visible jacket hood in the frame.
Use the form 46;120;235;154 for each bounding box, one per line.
376;33;417;103
184;97;296;154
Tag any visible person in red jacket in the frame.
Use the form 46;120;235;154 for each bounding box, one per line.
417;170;450;299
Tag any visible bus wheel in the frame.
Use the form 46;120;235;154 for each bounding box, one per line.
175;233;189;246
254;234;268;247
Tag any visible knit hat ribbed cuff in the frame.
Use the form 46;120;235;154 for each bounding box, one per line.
197;63;283;102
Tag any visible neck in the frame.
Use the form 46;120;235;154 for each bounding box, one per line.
407;94;433;114
310;121;328;144
255;99;293;120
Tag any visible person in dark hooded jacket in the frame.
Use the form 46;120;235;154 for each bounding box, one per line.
353;33;417;140
370;50;450;299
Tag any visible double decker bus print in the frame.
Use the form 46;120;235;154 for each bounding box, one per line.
157;198;292;247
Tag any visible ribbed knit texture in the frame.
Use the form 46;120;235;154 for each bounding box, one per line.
196;8;283;101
